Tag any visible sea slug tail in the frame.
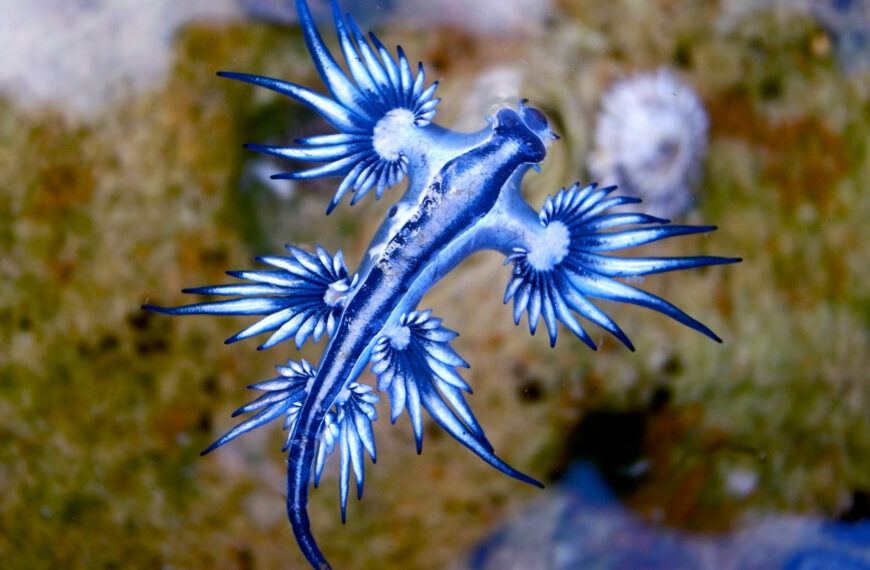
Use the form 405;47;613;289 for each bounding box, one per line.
287;422;333;570
284;377;377;568
192;352;376;569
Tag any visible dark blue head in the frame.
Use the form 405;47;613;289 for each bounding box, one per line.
519;99;559;142
492;101;557;165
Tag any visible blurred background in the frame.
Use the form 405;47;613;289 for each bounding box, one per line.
1;0;869;568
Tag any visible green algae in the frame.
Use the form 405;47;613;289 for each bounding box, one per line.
1;1;869;568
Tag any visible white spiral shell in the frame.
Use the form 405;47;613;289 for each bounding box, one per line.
588;69;709;219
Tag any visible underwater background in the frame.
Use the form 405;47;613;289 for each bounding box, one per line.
1;0;869;568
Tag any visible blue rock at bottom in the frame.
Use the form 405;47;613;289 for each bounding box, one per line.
470;462;870;570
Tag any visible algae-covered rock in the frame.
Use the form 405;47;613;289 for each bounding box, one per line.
1;1;869;568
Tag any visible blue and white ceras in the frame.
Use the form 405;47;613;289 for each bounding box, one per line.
144;1;740;568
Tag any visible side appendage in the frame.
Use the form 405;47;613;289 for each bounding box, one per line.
499;183;739;350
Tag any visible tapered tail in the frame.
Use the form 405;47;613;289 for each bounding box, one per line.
287;423;332;570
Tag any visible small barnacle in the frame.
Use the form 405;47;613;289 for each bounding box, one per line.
144;2;738;568
588;69;710;219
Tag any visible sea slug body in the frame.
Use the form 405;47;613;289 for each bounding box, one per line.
144;1;739;568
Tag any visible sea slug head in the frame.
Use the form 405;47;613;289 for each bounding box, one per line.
492;100;558;165
518;99;559;143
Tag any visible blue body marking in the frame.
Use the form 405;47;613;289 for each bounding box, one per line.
144;1;740;568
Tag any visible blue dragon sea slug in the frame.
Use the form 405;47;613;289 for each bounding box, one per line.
144;1;739;567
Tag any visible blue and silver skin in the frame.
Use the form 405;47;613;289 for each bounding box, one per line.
144;1;739;568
